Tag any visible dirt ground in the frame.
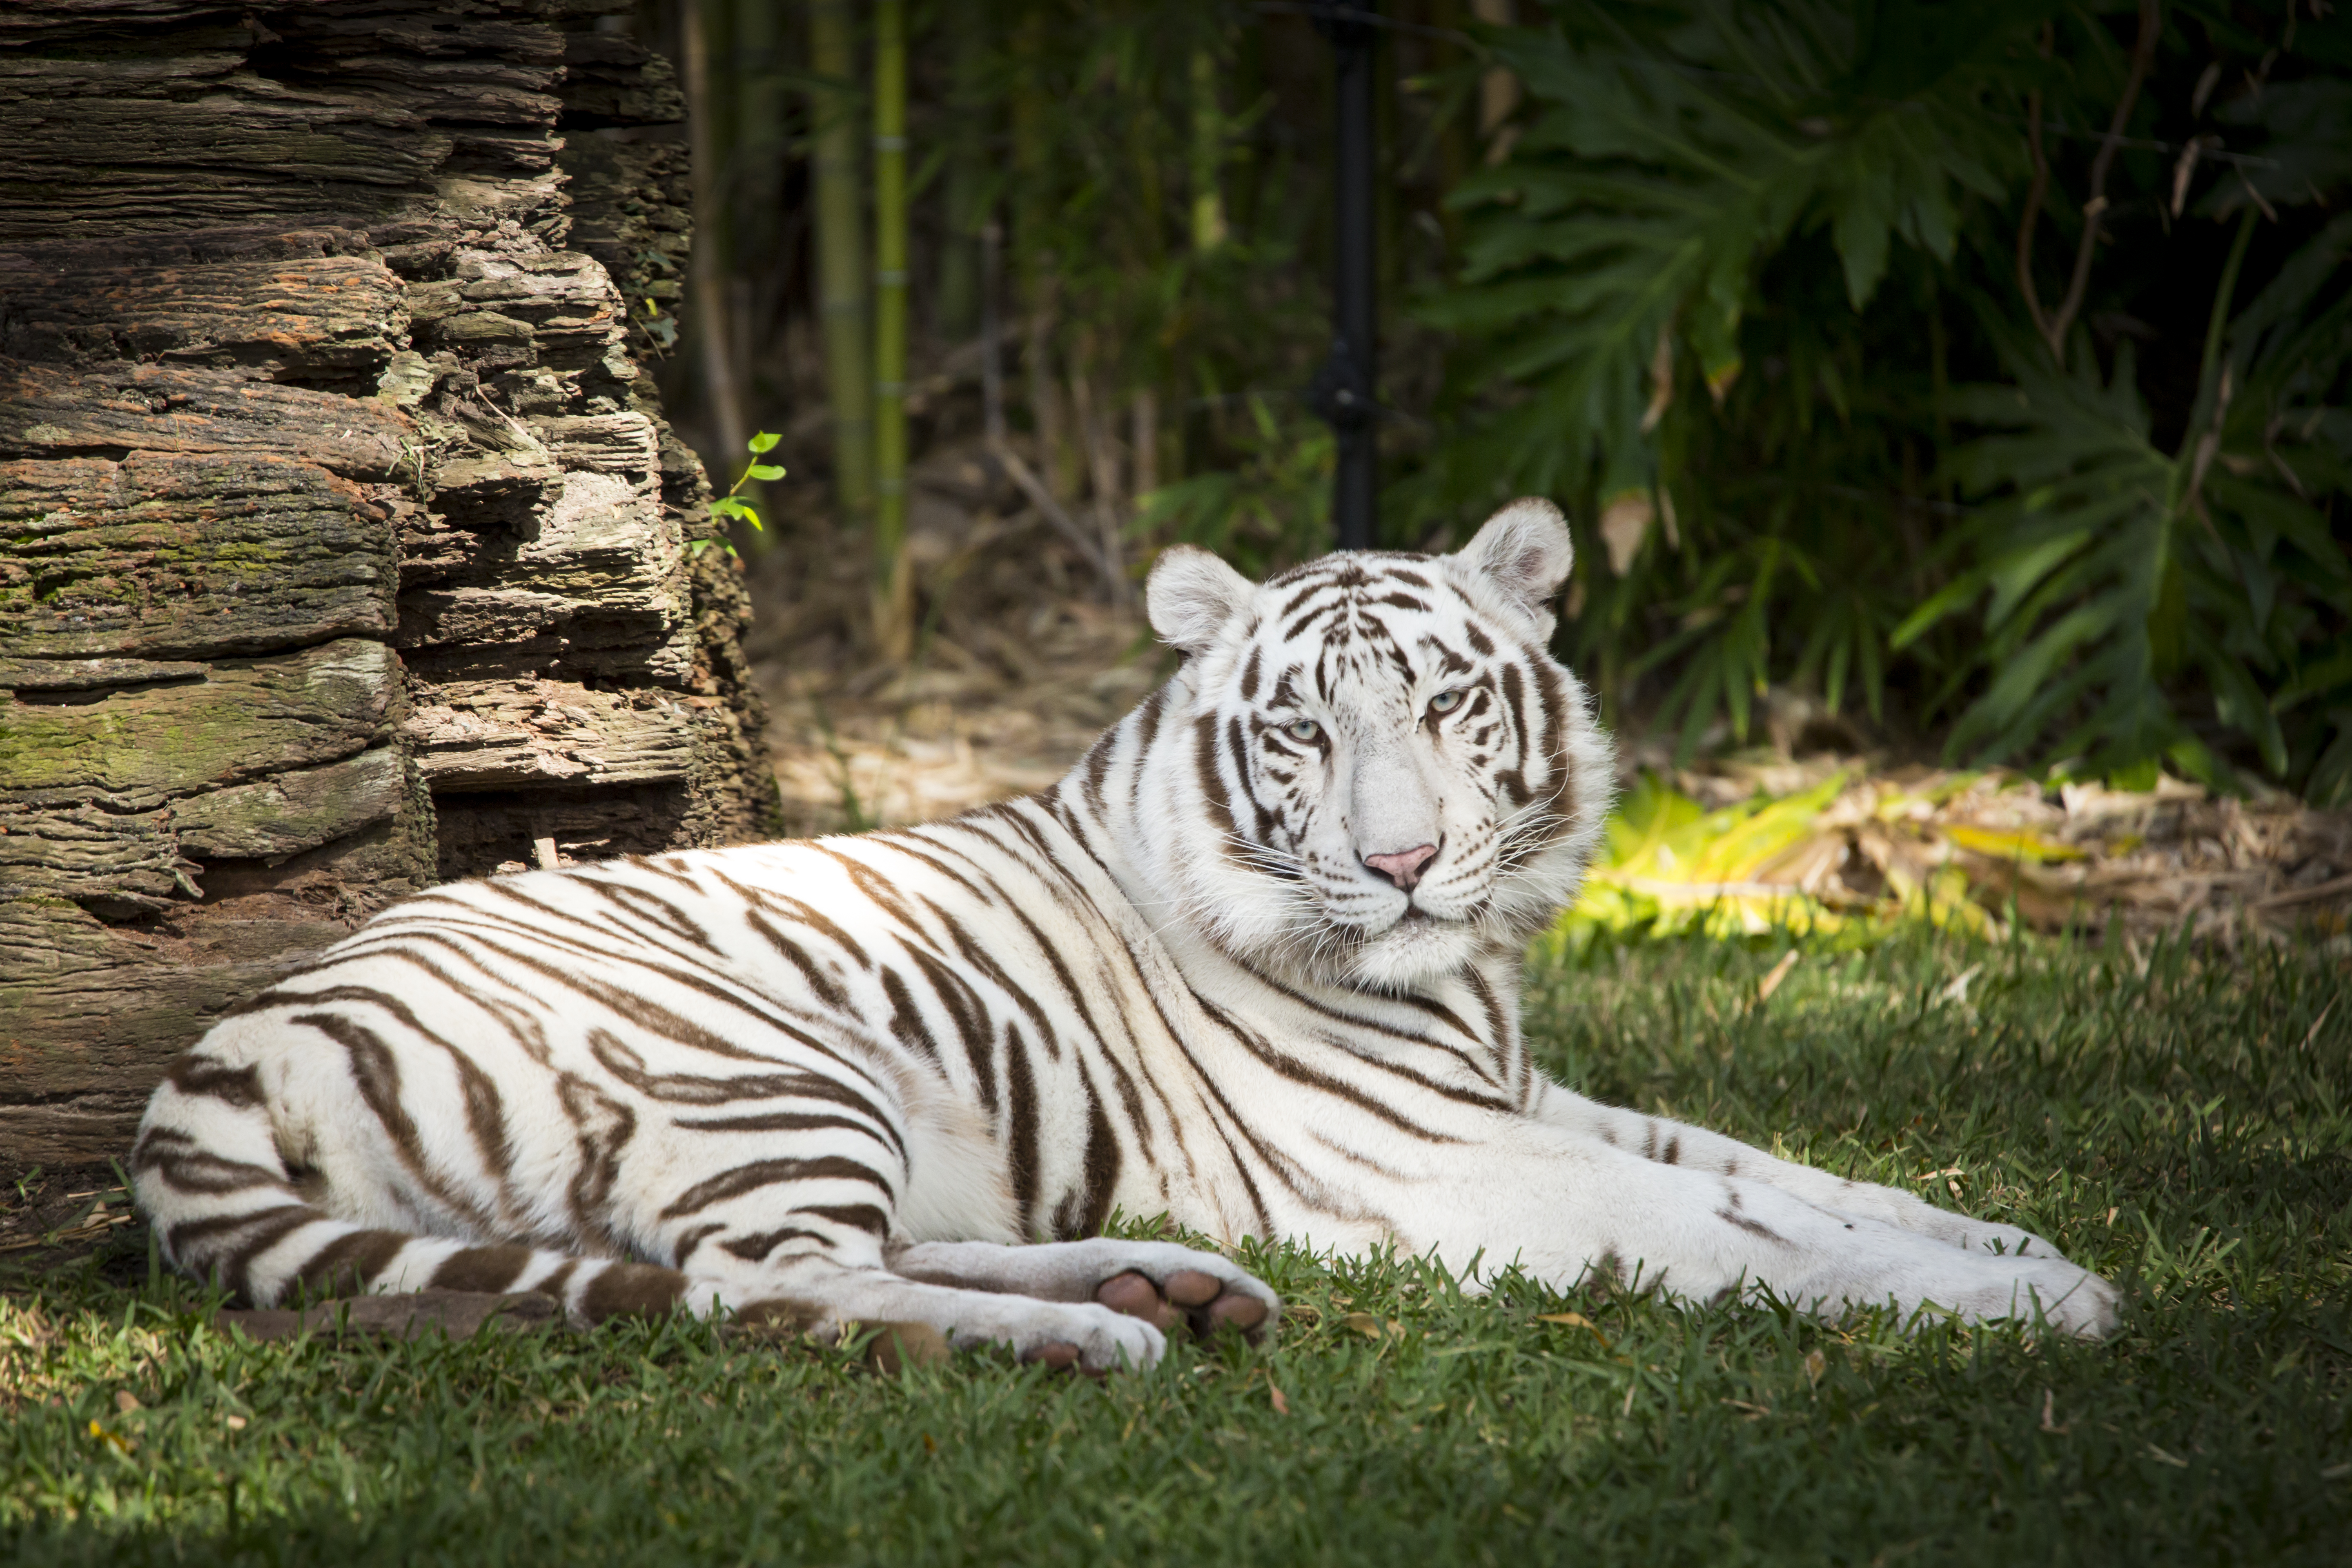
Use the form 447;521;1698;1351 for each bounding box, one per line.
745;443;1172;837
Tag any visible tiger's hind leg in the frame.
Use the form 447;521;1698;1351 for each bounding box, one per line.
891;1238;1279;1343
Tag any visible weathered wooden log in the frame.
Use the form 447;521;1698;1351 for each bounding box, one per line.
404;677;697;791
0;454;399;659
0;360;415;480
0;0;776;1167
0;249;408;378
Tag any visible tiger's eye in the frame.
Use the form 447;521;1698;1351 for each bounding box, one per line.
1428;689;1466;716
1284;718;1322;743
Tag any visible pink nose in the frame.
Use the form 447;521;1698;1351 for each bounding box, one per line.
1363;844;1437;891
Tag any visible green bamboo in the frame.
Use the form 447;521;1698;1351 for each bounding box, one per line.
933;4;987;341
1189;47;1228;253
684;0;748;498
808;0;874;524
872;0;911;654
1010;13;1074;501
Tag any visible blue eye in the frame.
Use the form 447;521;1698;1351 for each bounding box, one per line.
1283;718;1322;743
1428;689;1466;716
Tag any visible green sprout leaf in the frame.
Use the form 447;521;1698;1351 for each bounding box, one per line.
748;431;782;454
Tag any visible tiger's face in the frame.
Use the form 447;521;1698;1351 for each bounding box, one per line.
1141;501;1613;991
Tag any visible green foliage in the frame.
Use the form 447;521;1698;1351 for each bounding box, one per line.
910;0;1464;577
7;932;2349;1563
1133;396;1332;578
1911;209;2352;793
1413;0;2351;796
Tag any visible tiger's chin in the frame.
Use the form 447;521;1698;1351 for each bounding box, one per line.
1340;907;1482;992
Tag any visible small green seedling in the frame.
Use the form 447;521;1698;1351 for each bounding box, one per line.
710;431;784;535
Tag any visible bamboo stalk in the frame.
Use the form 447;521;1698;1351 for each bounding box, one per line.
683;0;748;495
1189;47;1229;253
980;217;1006;445
1010;14;1073;502
935;4;987;340
872;0;912;658
735;0;786;498
1131;386;1159;497
808;0;873;525
1068;345;1128;608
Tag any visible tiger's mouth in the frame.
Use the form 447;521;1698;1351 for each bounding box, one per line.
1341;898;1484;988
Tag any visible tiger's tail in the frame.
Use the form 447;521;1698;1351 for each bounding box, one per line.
131;1051;695;1325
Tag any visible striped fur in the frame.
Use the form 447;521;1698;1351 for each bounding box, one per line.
133;502;2117;1367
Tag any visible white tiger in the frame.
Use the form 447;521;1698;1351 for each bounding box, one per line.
132;501;2119;1369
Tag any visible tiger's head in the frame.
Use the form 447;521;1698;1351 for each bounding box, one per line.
1134;499;1613;992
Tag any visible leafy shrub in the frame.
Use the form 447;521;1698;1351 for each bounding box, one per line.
1414;0;2352;799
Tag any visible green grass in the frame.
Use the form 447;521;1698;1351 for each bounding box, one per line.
4;928;2347;1566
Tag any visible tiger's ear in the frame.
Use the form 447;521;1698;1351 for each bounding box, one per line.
1147;545;1257;656
1453;498;1574;619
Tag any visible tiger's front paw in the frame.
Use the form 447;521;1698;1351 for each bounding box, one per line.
1001;1301;1169;1374
1094;1263;1274;1342
1060;1239;1278;1343
1933;1256;2122;1339
1835;1184;2079;1266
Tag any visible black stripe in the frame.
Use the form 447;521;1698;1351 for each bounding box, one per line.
1193;713;1238;854
292;1011;501;1231
1005;1023;1041;1235
1071;1053;1122;1238
1080;728;1117;819
398;919;860;1079
1227;714;1281;842
131;1129;289;1196
802;1203;889;1236
459;892;848;1061
585;1030;907;1161
162;1055;263;1108
1497;662;1533;806
580;877;717;952
556;1070;637;1238
428;1245;534;1293
291;1228;410;1296
719;1225;831;1262
816;847;940;948
1196;997;1471;1142
376;947;554;1069
879;966;942;1063
673;1110;892;1141
906;946;996;1095
658;1156;897;1220
710;870;875;970
748;911;851;1008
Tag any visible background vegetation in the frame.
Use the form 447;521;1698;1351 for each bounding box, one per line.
655;0;2349;800
7;928;2347;1564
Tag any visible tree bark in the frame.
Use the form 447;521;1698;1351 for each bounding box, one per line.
0;0;778;1168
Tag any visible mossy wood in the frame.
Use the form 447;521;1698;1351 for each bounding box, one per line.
0;0;780;1167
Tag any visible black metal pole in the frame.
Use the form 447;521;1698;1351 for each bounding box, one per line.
1313;2;1378;550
